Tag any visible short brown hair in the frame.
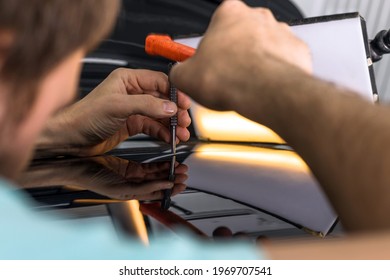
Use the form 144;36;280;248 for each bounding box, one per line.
0;0;120;122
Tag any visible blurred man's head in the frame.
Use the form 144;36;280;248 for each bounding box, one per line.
0;0;119;178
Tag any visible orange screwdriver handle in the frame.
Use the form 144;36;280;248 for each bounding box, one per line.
145;34;196;62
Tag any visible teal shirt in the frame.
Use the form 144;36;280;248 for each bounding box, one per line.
0;178;262;260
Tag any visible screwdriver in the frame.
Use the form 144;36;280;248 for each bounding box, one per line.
145;34;196;157
145;34;196;62
168;63;178;156
144;34;196;210
160;63;178;211
109;34;196;61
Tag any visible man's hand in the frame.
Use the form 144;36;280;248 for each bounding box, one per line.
170;0;312;112
36;68;191;157
19;156;188;201
172;0;390;232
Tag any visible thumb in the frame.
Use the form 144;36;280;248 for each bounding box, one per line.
120;94;178;119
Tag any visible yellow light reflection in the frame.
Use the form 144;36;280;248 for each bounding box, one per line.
191;102;284;143
73;199;149;245
196;143;309;172
125;200;149;246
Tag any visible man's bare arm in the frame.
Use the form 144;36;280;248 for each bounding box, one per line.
34;68;191;158
263;231;390;259
236;62;390;231
170;0;390;231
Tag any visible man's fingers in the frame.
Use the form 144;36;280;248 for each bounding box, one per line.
120;180;174;200
126;115;171;143
126;113;190;143
169;60;197;97
111;68;170;95
119;94;178;119
176;127;191;142
118;94;191;143
160;109;191;128
178;109;191;127
177;91;192;110
139;161;171;174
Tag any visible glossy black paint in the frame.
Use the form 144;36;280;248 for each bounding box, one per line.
20;141;338;242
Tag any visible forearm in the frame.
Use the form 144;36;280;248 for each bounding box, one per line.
232;61;390;231
17;165;83;188
169;1;390;232
263;231;390;259
34;108;82;158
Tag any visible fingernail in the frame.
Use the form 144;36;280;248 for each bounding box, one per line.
163;101;176;113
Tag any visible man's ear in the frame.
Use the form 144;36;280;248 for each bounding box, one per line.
0;29;13;66
0;29;14;127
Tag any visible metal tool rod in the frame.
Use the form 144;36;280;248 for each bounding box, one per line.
161;63;178;211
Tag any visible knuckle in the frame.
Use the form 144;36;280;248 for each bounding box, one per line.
220;0;241;10
110;67;128;78
258;8;274;19
279;22;291;31
215;0;243;18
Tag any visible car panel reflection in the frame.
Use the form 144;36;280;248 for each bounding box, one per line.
19;141;338;242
